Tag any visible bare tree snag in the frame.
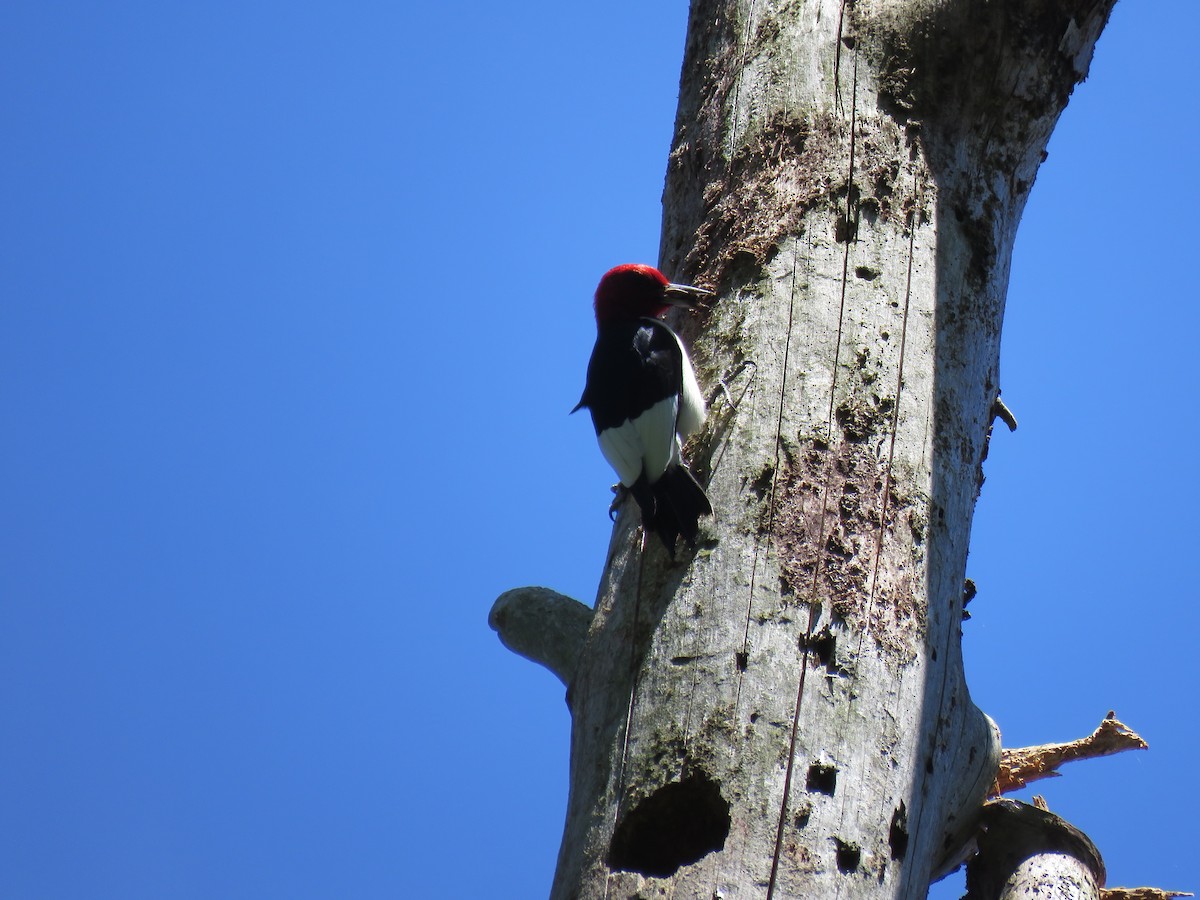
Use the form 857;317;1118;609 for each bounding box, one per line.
495;0;1120;897
995;713;1149;795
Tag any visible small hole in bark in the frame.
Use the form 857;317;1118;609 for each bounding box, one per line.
806;763;837;795
889;802;909;861
835;838;861;873
749;463;775;498
812;630;834;669
608;772;730;878
802;628;846;676
834;215;858;243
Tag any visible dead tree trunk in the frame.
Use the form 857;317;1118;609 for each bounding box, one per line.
493;1;1116;897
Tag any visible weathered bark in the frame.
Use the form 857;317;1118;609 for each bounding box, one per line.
489;587;595;686
965;800;1105;900
963;801;1190;900
995;713;1148;795
496;1;1118;897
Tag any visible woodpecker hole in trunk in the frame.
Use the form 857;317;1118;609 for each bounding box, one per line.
806;762;838;795
889;801;909;861
607;772;730;878
835;838;862;873
803;626;848;677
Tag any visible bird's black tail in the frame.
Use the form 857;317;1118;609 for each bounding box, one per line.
630;464;713;555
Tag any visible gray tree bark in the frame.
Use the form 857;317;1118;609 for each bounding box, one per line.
493;1;1116;897
965;801;1105;900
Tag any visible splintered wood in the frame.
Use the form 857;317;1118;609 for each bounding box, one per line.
995;712;1148;795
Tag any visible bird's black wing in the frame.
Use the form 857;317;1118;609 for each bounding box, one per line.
575;318;682;432
574;319;684;487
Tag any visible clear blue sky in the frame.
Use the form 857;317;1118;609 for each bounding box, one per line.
1;2;1195;898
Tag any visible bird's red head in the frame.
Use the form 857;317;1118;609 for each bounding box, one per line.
593;263;711;324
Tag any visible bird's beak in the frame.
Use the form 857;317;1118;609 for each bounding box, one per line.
663;282;715;310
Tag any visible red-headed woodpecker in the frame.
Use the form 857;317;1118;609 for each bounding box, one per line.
573;264;714;553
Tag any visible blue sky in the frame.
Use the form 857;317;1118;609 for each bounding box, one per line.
2;2;1196;898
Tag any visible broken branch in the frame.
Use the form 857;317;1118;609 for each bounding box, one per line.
489;586;594;686
995;712;1148;795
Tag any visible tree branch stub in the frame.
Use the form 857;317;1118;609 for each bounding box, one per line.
965;799;1105;900
995;713;1149;795
489;587;594;687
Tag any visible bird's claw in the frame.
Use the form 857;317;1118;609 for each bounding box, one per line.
608;483;629;520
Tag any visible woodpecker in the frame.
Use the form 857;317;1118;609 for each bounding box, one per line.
573;264;714;554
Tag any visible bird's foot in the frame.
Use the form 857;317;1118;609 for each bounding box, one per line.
608;483;629;520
